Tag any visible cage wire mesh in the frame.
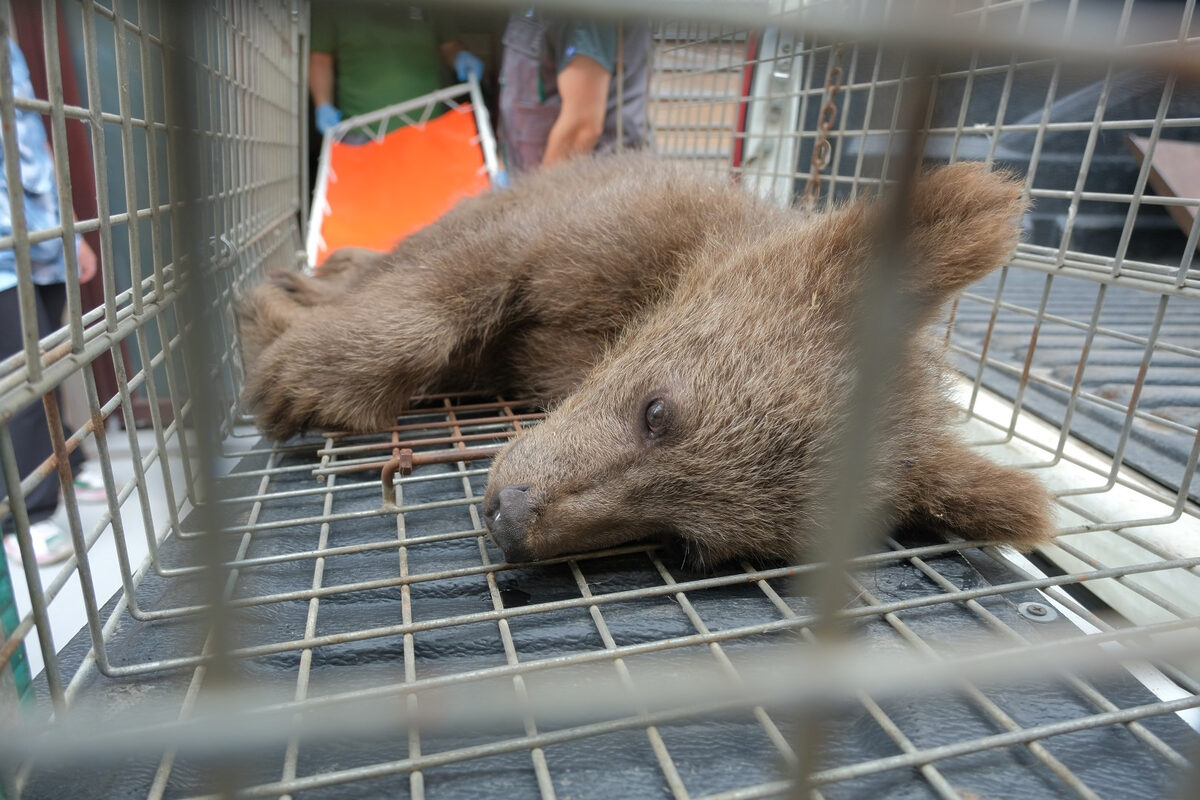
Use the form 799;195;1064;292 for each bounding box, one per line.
0;0;1198;798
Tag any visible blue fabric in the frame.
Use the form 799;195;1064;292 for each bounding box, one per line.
0;38;67;293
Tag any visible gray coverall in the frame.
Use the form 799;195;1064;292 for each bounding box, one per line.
499;12;651;174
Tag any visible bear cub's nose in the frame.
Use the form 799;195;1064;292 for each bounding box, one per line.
484;483;534;562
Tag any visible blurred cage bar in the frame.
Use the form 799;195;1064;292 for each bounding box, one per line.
0;0;1199;798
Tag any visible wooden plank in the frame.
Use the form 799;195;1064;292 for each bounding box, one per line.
1125;135;1200;245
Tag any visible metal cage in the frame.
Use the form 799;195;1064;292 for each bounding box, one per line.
1;1;1198;798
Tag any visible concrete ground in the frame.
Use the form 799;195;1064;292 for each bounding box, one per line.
5;425;255;683
5;428;181;681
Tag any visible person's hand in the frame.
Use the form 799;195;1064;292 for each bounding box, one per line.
76;236;97;284
315;102;342;134
454;50;484;82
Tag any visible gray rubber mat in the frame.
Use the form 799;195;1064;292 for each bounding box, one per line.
951;266;1199;504
19;420;1196;799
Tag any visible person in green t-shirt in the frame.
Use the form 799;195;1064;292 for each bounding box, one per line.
309;2;484;135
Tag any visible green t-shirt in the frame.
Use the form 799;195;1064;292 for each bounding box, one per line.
311;2;454;122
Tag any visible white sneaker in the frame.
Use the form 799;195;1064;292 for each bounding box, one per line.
3;521;74;567
72;462;108;503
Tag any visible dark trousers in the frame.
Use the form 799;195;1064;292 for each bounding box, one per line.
1;283;86;533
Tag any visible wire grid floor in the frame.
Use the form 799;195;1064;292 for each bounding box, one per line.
14;394;1198;799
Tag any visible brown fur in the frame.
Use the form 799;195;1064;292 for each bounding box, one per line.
237;154;1054;563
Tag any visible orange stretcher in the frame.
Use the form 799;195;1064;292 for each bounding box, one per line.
307;79;500;268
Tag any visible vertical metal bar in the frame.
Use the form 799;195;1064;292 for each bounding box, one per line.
959;0;1080;422
79;0;119;333
279;469;337;797
824;32;860;211
41;391;113;675
39;0;84;352
161;28;238;797
895;537;1189;764
849;33;884;200
964;263;1010;417
220;1;234;252
1018;0;1079;195
567;558;691;800
708;25;724;174
998;273;1055;440
652;555;799;770
148;444;277;799
1177;750;1200;800
844;573;1103;799
111;0;144;316
682;26;699;165
1059;294;1172;496
1047;284;1108;464
762;25;787;199
133;322;183;561
136;0;166;298
105;297;152;543
947;0;989;165
647;22;661;154
718;26;737;178
80;359;144;619
874;53;910;196
447;399;558;799
981;0;1034;169
393;449;426;800
616;20;624;154
295;0;309;237
0;425;63;711
1176;185;1200;287
155;306;198;508
0;7;43;384
1112;0;1196;276
1053;0;1135;268
468;74;500;183
793;61;936;797
748;566;961;800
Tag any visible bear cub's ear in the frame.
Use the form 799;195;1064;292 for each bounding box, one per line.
901;163;1027;314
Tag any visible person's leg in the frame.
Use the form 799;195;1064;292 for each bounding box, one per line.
0;283;76;537
34;283;86;478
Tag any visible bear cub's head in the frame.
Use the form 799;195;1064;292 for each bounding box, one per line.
484;164;1049;565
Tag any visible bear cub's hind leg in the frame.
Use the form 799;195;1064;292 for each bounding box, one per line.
901;437;1055;551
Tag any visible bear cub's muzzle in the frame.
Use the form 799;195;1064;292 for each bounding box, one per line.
483;483;536;563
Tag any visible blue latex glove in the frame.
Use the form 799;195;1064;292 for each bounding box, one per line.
455;50;485;82
315;102;342;134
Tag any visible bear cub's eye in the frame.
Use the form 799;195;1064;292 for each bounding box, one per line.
644;397;670;438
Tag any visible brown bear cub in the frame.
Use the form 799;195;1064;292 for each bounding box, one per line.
238;154;1054;564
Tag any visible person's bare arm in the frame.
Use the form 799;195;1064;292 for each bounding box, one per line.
309;51;335;106
76;236;97;283
541;55;610;168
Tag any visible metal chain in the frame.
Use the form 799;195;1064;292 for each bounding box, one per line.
801;46;846;212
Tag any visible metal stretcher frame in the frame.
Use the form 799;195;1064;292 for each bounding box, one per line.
0;1;1198;798
304;76;501;268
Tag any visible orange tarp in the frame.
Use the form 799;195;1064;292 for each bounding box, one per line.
315;104;489;266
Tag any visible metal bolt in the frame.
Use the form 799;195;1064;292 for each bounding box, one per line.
1018;602;1057;622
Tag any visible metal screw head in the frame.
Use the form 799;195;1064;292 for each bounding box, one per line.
1018;602;1058;622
